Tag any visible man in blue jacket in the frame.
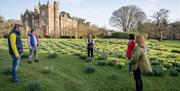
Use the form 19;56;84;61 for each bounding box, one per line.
28;30;39;64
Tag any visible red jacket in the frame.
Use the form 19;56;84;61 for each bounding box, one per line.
126;40;136;58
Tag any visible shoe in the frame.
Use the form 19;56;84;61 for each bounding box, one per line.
11;78;18;83
35;59;39;62
28;61;32;64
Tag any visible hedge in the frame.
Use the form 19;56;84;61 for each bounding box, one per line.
110;32;134;39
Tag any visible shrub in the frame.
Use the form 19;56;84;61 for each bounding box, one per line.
109;60;117;66
97;54;107;60
163;63;172;69
150;57;158;61
170;69;179;76
3;34;8;38
153;68;165;76
151;60;161;65
116;64;123;69
111;32;132;39
166;54;177;58
21;52;29;59
114;52;125;58
26;80;43;91
0;34;3;39
1;67;11;75
154;46;168;51
47;53;58;59
83;65;95;73
172;62;180;67
158;58;166;63
41;66;55;75
79;54;87;60
45;35;51;38
171;49;180;53
61;51;69;55
108;72;118;80
97;61;108;66
85;57;93;62
74;53;83;56
175;68;180;73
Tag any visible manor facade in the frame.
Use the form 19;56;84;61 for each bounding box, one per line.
21;1;89;38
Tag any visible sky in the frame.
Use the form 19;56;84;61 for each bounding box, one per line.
0;0;180;29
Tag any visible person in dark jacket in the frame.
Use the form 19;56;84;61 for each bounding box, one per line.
7;24;23;82
28;30;39;64
87;36;95;57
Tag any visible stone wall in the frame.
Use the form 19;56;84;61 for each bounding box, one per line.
21;1;87;38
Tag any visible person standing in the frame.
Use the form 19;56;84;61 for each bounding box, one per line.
8;24;23;82
129;35;152;91
126;34;136;72
87;36;95;57
28;30;39;64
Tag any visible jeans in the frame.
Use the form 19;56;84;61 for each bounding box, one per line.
11;54;21;80
29;48;38;62
133;68;143;91
87;48;93;57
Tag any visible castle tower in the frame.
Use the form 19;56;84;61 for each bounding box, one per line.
38;0;41;7
34;5;39;13
47;0;54;37
54;1;60;38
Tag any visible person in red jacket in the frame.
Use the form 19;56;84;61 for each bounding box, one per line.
126;34;135;72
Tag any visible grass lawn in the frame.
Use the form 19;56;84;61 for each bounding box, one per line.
0;39;180;91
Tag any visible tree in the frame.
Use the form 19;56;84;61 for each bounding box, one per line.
138;20;157;39
86;24;107;37
170;21;180;39
0;15;21;38
109;5;146;32
0;15;5;31
153;9;169;41
0;15;5;38
135;11;147;32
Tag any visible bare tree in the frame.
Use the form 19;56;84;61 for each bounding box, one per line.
0;15;5;31
109;5;146;32
86;24;107;37
153;9;169;41
135;11;147;32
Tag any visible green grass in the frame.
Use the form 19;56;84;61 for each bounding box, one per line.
0;39;180;91
149;40;180;49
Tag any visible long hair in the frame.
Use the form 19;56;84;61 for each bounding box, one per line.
135;35;145;48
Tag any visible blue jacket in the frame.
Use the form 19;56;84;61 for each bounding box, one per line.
28;33;38;48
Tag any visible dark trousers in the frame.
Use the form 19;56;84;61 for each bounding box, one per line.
128;57;132;72
87;48;93;57
133;68;143;91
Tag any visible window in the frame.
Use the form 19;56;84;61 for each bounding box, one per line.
42;19;46;25
42;10;46;16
